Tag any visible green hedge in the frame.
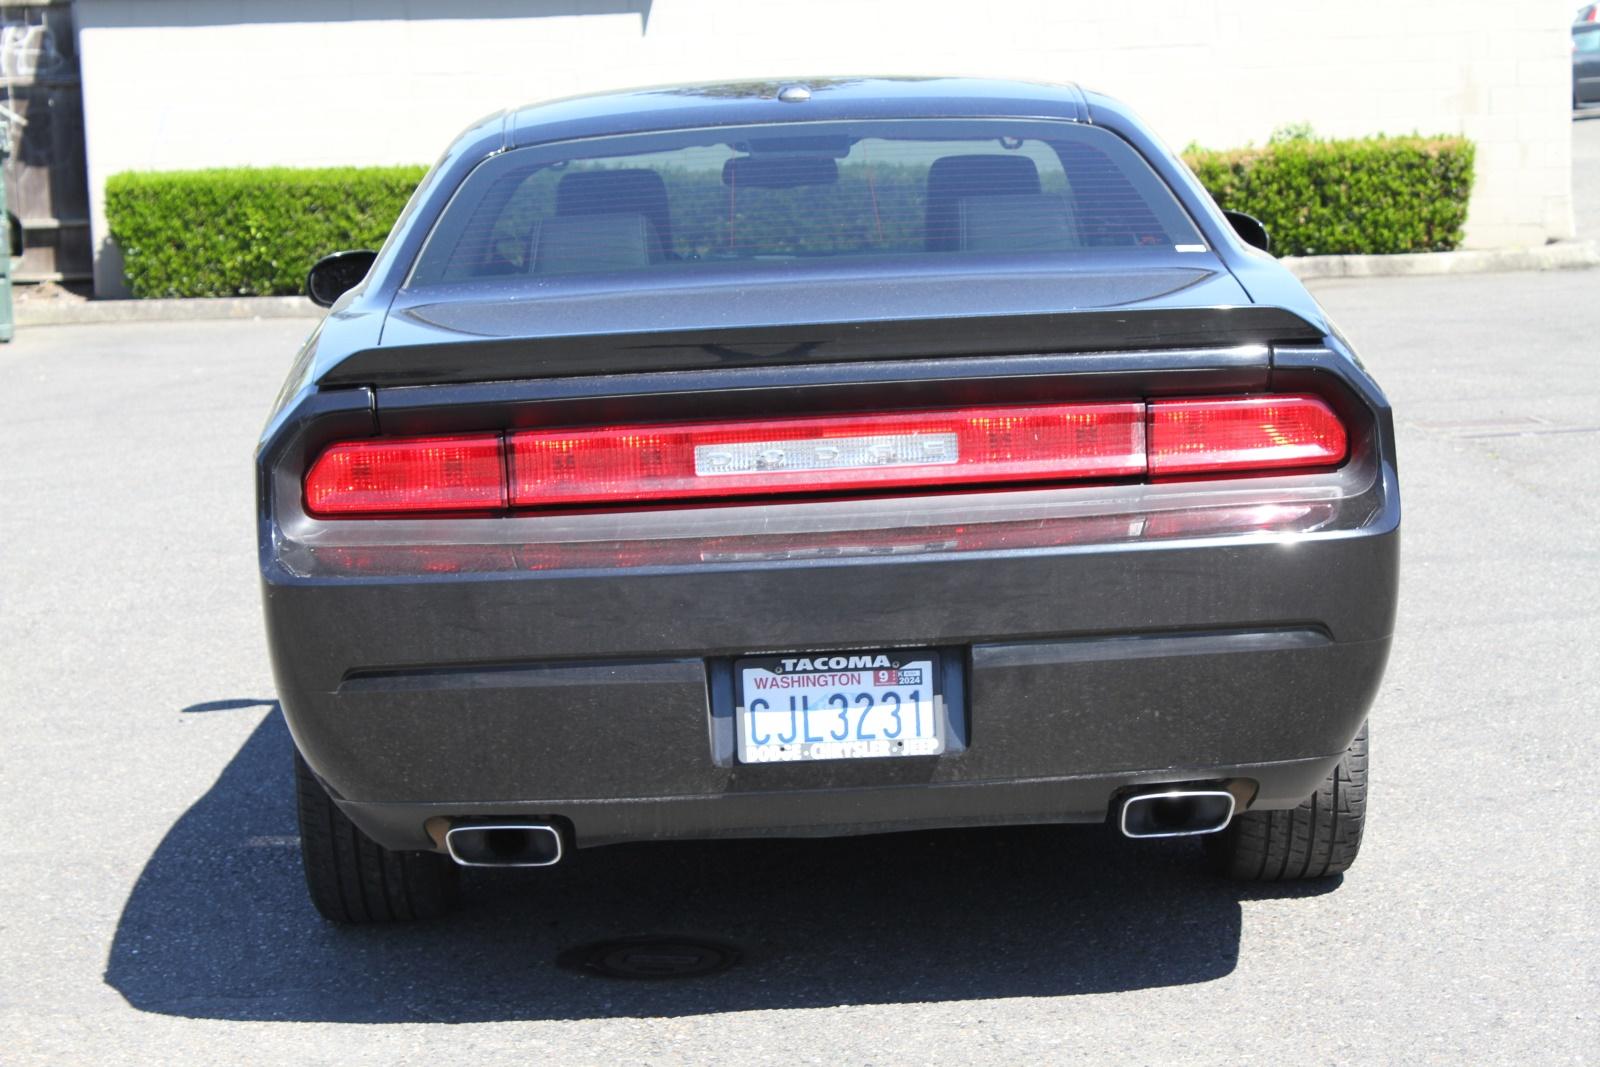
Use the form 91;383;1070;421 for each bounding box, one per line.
105;166;425;298
104;133;1475;297
1182;133;1475;257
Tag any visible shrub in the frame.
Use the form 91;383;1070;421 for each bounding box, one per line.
105;166;426;298
1182;134;1475;257
103;133;1477;297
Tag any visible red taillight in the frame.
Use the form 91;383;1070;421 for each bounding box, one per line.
304;433;506;517
301;395;1349;517
1148;394;1346;476
505;403;1146;507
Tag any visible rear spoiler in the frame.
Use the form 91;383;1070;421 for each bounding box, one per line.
316;306;1325;388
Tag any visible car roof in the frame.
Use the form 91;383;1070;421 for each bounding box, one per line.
501;76;1093;148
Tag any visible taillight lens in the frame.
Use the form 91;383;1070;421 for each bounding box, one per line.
1148;394;1346;476
304;433;506;516
506;403;1146;507
301;395;1349;517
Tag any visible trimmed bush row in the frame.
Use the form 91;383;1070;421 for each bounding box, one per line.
105;166;426;298
104;134;1474;298
1181;134;1475;257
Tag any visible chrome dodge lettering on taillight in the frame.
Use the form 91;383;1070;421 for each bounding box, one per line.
694;431;960;476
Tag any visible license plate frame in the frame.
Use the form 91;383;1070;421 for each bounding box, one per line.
734;648;945;764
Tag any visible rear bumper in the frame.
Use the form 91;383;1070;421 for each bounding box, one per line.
264;342;1399;853
340;753;1351;851
267;515;1396;853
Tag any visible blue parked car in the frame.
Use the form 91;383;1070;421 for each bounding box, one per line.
1576;21;1600;107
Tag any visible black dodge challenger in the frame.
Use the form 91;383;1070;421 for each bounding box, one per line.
260;78;1397;922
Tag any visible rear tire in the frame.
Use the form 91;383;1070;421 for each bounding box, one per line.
1206;721;1368;881
294;750;458;922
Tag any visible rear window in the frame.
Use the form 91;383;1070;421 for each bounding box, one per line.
407;119;1205;289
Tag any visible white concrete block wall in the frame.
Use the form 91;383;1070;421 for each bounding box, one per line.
76;0;1577;295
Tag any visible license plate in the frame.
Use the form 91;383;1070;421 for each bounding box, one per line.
735;650;944;763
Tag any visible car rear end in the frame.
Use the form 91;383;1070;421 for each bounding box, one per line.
259;92;1397;913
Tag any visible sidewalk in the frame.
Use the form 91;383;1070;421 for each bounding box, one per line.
14;293;317;327
1280;240;1600;279
12;242;1598;328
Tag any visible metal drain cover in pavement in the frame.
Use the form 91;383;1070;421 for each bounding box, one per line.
557;937;740;980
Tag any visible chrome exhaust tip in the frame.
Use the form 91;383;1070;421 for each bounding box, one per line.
1119;790;1236;839
444;823;564;867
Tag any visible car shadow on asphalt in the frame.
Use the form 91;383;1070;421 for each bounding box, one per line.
105;706;1338;1023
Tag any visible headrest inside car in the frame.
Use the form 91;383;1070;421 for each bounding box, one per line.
555;169;674;254
925;154;1042;251
531;214;664;274
957;193;1080;253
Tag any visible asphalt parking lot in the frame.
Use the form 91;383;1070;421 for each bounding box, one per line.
2;265;1596;1063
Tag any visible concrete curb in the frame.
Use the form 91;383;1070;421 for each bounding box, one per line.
1284;240;1600;279
14;294;318;327
11;241;1599;327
